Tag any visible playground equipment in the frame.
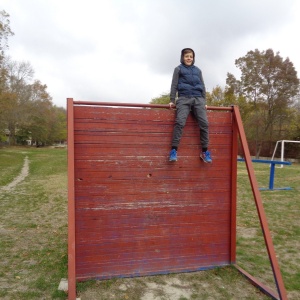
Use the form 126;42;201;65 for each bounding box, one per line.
237;159;292;190
271;140;300;167
67;99;287;300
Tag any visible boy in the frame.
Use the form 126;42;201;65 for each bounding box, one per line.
169;48;212;163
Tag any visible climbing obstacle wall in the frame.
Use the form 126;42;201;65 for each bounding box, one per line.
68;100;237;282
68;100;287;300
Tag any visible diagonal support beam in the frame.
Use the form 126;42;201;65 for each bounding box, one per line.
232;106;287;300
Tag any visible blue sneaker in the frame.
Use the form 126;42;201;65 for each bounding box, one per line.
169;149;177;161
200;150;212;163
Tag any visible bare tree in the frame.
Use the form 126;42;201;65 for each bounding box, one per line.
1;58;34;144
0;10;14;53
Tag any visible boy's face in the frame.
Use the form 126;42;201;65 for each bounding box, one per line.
183;52;193;66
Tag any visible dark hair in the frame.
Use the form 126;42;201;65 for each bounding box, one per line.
183;49;193;56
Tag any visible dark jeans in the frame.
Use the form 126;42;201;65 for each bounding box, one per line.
171;96;209;149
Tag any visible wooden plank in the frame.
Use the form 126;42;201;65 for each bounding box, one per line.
230;110;238;263
73;105;233;282
67;98;76;300
233;106;287;299
68;102;287;300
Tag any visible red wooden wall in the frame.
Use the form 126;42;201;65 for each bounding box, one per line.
68;100;288;300
69;102;236;281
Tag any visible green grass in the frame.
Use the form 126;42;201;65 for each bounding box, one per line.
0;147;68;300
0;149;25;186
236;162;300;294
0;147;299;299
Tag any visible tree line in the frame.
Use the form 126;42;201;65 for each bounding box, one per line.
151;49;300;158
0;10;66;146
2;9;300;155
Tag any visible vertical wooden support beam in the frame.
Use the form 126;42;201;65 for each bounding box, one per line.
233;106;287;300
230;108;238;263
67;98;76;300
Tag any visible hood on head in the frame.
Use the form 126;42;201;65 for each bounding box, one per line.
180;48;195;65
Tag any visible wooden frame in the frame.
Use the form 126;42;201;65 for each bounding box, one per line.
67;99;287;300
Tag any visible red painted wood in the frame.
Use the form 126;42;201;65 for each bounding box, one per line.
67;98;76;300
233;106;287;300
72;105;234;283
68;101;287;300
230;112;238;263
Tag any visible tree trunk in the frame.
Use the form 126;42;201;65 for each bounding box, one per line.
8;123;16;145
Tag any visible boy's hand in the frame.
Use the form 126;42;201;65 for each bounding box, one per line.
169;102;176;108
205;105;207;110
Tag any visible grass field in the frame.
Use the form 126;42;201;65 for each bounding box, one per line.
0;147;299;299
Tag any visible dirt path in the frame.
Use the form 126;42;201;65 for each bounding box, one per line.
1;156;29;192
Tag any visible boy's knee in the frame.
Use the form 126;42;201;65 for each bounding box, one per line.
202;121;209;128
175;121;186;128
175;114;189;127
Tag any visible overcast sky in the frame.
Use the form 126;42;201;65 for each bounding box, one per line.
2;0;300;108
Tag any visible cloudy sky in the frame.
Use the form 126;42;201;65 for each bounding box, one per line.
2;0;300;108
